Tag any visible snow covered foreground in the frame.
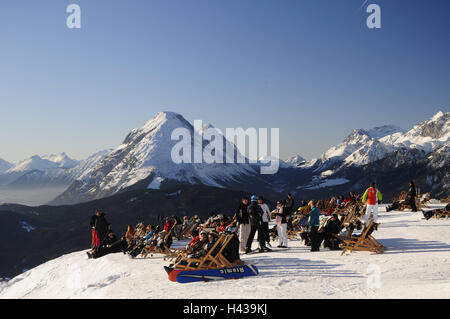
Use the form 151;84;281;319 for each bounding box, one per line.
1;205;450;299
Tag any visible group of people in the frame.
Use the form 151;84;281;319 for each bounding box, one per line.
86;180;424;260
386;181;419;212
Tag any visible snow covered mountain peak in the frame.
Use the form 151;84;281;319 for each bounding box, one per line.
365;125;407;139
410;110;449;139
285;155;306;166
41;152;80;168
430;110;445;121
51;111;257;204
6;153;80;174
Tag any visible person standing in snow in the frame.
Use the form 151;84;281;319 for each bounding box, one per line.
233;196;250;252
245;195;269;253
90;210;110;251
408;180;418;212
361;182;383;226
307;200;321;252
274;200;288;248
285;193;295;227
258;196;272;248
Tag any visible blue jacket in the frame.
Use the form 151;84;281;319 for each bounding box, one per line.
143;230;154;240
309;207;320;227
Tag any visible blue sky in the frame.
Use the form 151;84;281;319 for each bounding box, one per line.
0;0;449;163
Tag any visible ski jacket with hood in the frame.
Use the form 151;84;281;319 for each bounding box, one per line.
235;202;250;224
248;202;263;226
90;213;110;239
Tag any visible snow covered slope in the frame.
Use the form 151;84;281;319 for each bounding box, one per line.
1;204;449;299
51;112;258;205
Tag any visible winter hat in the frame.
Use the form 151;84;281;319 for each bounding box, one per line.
251;195;258;202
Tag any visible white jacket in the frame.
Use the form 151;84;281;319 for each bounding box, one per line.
259;203;271;223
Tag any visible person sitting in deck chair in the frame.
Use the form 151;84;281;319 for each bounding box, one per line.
182;216;192;232
142;225;154;243
361;182;383;228
88;231;126;259
194;231;220;259
163;217;174;232
321;214;343;250
221;227;244;266
125;225;136;247
216;218;230;233
186;230;208;257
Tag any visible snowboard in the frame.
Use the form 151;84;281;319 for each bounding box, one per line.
175;264;259;284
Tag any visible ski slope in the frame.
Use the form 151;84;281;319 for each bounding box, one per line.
1;204;449;299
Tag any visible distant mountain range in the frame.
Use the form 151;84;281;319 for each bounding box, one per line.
0;151;111;189
0;110;449;205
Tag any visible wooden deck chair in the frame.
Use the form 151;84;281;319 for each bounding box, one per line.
173;232;238;270
340;221;386;255
287;219;303;239
440;195;450;204
141;221;179;258
180;222;199;239
432;207;449;220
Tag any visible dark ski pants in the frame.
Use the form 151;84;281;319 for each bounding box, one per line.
246;224;266;250
309;226;321;251
410;197;417;212
258;222;270;245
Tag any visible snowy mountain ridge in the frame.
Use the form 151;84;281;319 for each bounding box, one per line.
303;111;449;171
0;151;111;190
6;153;80;173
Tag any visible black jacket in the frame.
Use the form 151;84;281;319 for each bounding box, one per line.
235;202;249;224
285;197;294;213
275;207;288;224
323;218;342;235
408;185;417;198
248;202;263;226
90;213;110;239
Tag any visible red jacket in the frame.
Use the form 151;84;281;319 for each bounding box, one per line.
164;220;174;232
189;236;200;247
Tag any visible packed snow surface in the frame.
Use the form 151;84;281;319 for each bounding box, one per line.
1;204;449;299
